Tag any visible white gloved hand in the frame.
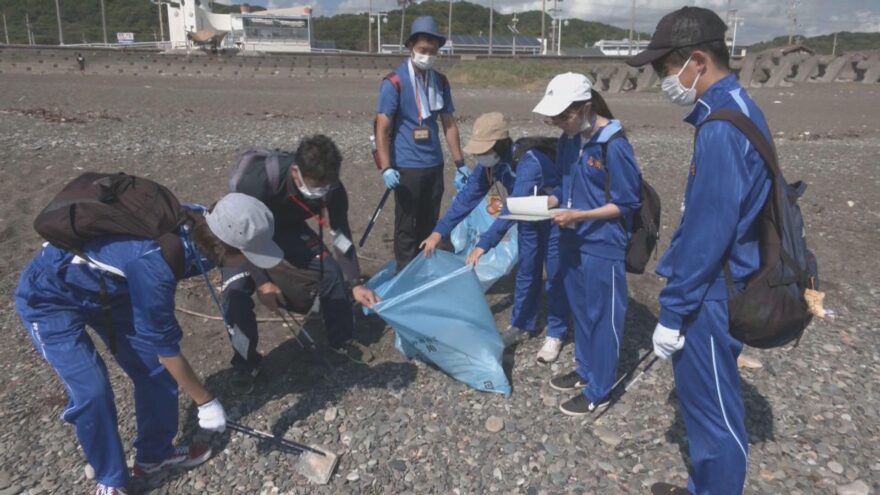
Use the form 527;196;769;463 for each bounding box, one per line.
652;323;685;360
197;398;227;432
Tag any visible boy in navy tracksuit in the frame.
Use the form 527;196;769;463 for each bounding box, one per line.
15;193;282;495
627;7;774;494
420;112;571;360
533;73;643;416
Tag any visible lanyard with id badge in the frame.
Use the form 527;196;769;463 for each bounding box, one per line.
412;72;432;143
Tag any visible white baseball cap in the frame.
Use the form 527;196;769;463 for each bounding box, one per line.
532;72;593;117
206;193;283;269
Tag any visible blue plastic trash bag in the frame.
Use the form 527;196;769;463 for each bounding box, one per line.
449;189;518;291
368;251;511;395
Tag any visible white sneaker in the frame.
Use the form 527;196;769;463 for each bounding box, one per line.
536;337;562;364
96;484;128;495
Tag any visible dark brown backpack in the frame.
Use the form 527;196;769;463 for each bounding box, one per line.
33;172;187;279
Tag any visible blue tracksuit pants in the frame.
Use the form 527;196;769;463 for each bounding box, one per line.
672;299;748;495
511;221;570;338
15;263;178;488
562;248;627;403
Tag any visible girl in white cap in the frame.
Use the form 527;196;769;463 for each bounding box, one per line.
534;73;644;416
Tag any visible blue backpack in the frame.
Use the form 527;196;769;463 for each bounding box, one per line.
698;109;819;348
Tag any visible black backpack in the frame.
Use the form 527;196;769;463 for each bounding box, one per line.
697;109;819;348
34;172;187;278
601;131;662;274
513;137;558;167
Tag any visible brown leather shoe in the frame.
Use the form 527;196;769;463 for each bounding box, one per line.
650;482;690;495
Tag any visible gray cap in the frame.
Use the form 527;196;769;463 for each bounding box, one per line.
205;193;283;269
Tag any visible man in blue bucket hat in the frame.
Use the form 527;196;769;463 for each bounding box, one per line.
375;15;465;270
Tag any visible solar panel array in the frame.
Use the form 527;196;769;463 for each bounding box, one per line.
449;34;541;48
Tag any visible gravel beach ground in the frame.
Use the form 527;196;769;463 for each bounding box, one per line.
0;72;878;494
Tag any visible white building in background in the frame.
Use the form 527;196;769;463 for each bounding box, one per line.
593;39;651;57
166;1;314;53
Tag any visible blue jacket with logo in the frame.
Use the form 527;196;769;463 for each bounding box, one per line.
657;74;773;330
18;205;215;357
552;120;642;261
433;153;516;239
376;60;455;169
476;148;560;251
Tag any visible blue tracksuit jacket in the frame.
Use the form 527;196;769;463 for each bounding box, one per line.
656;74;773;330
432;157;516;238
553;119;642;258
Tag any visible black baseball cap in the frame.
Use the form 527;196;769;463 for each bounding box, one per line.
626;7;727;68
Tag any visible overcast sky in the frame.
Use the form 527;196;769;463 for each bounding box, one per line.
220;0;880;45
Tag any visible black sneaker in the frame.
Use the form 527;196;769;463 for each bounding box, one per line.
332;340;375;364
558;394;609;417
230;367;260;394
650;482;691;495
549;370;587;392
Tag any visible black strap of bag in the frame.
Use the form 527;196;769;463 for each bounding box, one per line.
699;109;811;286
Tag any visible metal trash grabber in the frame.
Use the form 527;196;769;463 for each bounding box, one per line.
595;350;659;421
227;421;340;485
358;187;392;248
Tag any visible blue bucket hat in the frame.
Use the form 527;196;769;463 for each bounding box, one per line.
408;16;446;47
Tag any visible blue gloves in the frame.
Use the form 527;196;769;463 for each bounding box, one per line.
383;168;400;189
652;323;685;359
454;165;470;191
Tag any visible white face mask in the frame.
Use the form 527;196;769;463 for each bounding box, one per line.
579;112;597;134
661;55;701;106
293;167;331;199
412;52;436;71
476;152;501;169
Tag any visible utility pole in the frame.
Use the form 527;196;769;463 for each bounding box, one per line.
156;1;165;43
508;13;519;56
557;17;565;56
101;0;108;44
831;31;838;56
398;0;407;51
447;0;453;46
787;0;800;45
2;13;9;45
541;0;546;55
730;12;743;56
550;0;557;54
25;12;33;45
371;12;388;53
488;0;493;55
629;0;635;56
368;0;372;53
54;0;64;45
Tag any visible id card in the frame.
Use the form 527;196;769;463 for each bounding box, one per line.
412;126;430;142
331;230;353;254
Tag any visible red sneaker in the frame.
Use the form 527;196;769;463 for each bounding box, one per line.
131;444;212;477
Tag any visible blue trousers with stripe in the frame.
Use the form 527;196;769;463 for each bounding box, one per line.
562;248;627;403
15;261;178;488
510;221;570;338
672;299;747;495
